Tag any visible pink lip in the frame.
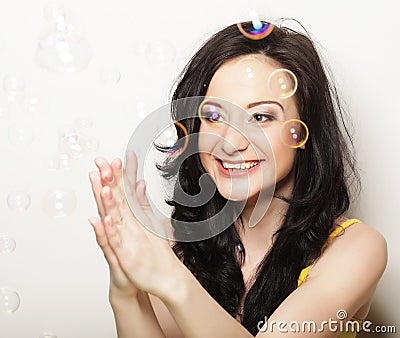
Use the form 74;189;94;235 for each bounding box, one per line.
215;159;263;177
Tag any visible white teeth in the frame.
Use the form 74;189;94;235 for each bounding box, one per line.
222;161;259;169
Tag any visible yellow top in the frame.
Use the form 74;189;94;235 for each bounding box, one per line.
297;218;364;338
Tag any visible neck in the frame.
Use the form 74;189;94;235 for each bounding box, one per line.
235;170;295;250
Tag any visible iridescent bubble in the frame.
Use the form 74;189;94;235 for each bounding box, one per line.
42;189;77;218
8;123;34;146
267;68;298;99
237;20;274;40
100;68;121;84
280;119;309;148
198;99;226;128
0;237;16;254
0;289;20;313
153;121;188;158
7;191;31;211
58;126;89;159
233;55;271;87
145;39;175;68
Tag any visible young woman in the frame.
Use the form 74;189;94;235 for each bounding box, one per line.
88;21;387;337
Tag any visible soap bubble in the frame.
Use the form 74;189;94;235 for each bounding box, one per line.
43;154;61;171
267;68;298;99
100;68;121;84
280;119;309;148
26;97;42;115
59;152;73;170
39;333;58;338
42;189;77;218
233;55;271;87
8;123;34;146
74;117;93;130
0;75;26;117
7;191;31;211
132;40;147;58
0;289;20;313
3;75;26;99
58;126;90;159
0;237;16;254
237;20;274;40
145;39;175;68
36;4;91;73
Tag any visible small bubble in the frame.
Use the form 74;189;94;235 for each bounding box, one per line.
100;68;121;84
8;123;34;146
7;191;31;211
0;289;20;313
0;237;16;254
42;189;77;218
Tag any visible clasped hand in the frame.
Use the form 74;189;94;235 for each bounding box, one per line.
88;152;182;301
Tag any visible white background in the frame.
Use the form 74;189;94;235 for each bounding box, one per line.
0;0;399;337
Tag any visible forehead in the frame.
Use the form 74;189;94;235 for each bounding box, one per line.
206;54;297;113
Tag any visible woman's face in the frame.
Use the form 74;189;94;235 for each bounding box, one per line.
198;54;300;201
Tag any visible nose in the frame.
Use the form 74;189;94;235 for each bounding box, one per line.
221;124;249;155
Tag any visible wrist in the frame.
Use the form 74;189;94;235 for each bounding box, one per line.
109;288;140;306
160;262;192;308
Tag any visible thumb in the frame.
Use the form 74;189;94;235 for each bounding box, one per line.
136;180;151;209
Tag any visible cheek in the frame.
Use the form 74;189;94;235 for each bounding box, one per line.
272;141;296;179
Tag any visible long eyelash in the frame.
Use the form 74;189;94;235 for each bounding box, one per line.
252;113;276;122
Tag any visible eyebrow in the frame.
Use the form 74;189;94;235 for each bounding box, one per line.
203;100;284;111
246;100;284;111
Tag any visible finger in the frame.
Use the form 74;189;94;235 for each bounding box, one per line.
89;171;105;218
100;185;125;226
124;151;138;195
94;157;115;186
111;158;123;187
88;216;121;268
135;180;172;243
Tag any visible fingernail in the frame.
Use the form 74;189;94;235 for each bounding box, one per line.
88;217;96;225
115;159;122;169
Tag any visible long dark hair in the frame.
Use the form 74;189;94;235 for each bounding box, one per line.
157;21;360;335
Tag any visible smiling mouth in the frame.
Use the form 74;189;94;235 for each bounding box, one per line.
215;159;264;176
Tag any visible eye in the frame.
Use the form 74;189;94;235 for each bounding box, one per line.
250;113;275;123
202;107;224;123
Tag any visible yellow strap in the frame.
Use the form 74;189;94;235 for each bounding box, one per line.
297;218;361;287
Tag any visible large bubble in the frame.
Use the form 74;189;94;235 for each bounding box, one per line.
36;4;91;73
123;96;278;242
237;20;274;40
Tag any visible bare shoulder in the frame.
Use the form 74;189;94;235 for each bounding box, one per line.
310;220;388;284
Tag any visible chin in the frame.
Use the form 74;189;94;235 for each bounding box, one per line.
216;186;260;202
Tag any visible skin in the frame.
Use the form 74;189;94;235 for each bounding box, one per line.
89;55;388;337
